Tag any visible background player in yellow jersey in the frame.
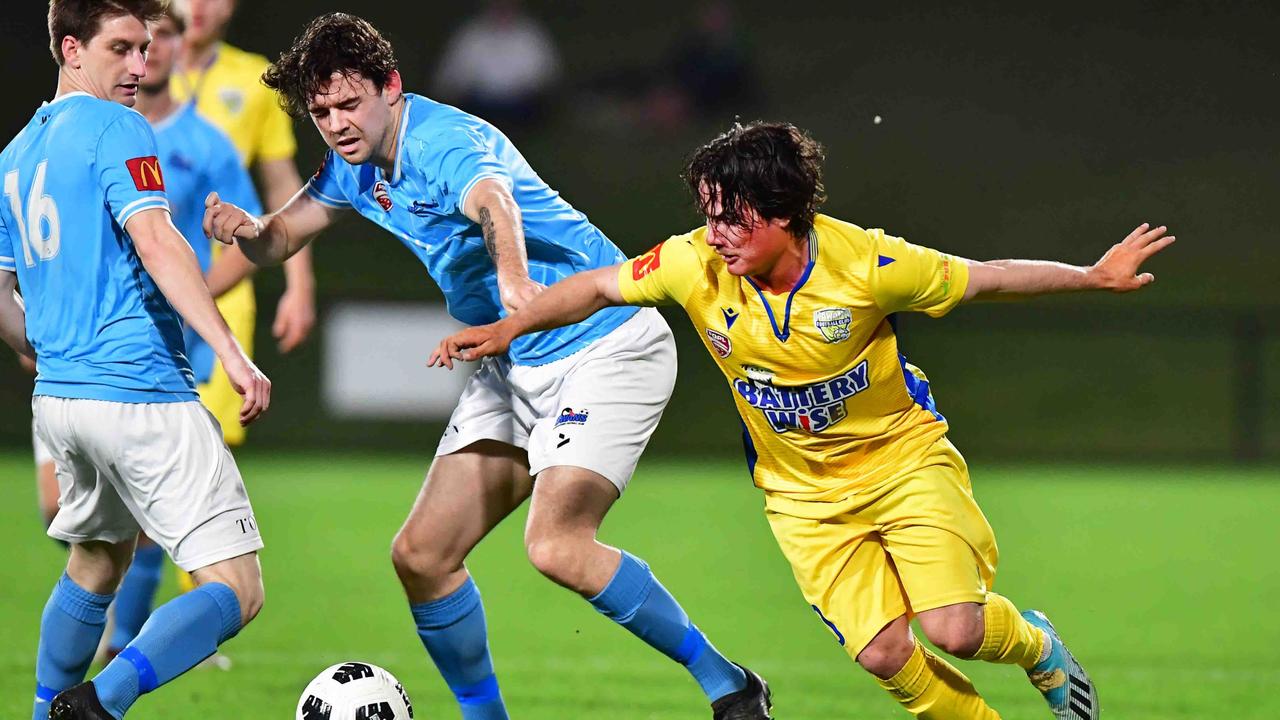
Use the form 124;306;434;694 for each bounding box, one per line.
173;0;316;446
431;122;1176;720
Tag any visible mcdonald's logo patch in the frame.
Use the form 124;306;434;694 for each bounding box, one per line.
632;243;663;281
126;156;165;191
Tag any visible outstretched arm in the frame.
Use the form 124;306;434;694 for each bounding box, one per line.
963;223;1174;302
203;186;339;268
462;178;544;312
128;208;271;426
0;273;33;360
428;265;625;368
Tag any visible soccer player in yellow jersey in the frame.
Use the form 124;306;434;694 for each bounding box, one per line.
431;122;1176;720
173;0;316;446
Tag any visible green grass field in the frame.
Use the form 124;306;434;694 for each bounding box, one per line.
2;451;1278;719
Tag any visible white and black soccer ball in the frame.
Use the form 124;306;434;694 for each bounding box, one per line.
296;662;415;720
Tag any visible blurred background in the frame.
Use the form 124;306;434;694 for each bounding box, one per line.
0;0;1276;462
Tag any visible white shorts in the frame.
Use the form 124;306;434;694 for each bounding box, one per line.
33;396;263;572
32;417;53;467
436;307;677;493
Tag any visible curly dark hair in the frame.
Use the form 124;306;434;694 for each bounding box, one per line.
682;121;827;238
263;12;398;118
48;0;169;66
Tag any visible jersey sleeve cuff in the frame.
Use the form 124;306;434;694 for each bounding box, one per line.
116;197;170;227
0;256;16;272
458;172;513;212
304;183;352;209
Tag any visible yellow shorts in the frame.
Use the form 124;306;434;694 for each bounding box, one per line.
197;281;255;447
764;437;998;658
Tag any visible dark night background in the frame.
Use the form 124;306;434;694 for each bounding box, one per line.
0;0;1275;461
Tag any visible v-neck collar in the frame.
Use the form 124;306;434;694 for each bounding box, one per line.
744;231;819;342
379;96;413;186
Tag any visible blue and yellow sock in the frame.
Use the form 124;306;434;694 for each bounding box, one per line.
108;544;164;652
93;582;241;719
411;577;508;720
32;573;114;720
589;551;747;702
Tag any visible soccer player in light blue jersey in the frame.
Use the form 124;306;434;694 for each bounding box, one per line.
205;12;771;720
0;2;271;717
91;3;263;667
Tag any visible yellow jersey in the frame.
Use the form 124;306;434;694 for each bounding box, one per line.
617;214;970;501
171;42;297;167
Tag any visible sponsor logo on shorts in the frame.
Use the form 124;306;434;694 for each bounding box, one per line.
555;407;589;427
373;181;393;211
631;243;663;280
126;156;165;191
235;514;258;534
814;307;853;343
706;328;732;358
733;360;869;433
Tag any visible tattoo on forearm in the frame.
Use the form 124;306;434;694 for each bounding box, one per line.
479;207;498;262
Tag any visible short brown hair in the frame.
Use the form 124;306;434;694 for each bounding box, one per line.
48;0;170;66
683;121;827;239
263;12;398;118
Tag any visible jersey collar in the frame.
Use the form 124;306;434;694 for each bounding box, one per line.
744;230;819;343
381;96;413;186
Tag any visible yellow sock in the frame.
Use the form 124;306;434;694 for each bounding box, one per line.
877;641;1001;719
176;568;197;593
974;592;1045;669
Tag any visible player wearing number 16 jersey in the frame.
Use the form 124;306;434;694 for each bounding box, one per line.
434;121;1177;720
0;2;270;718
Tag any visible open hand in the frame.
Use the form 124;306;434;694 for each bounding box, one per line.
272;284;316;354
427;323;513;369
1088;223;1176;292
203;192;264;245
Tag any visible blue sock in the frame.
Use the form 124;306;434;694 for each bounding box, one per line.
589;551;746;702
32;574;114;720
93;582;241;719
410;577;508;720
108;544;165;651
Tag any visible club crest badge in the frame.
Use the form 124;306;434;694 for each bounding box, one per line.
814;307;853;343
706;328;733;358
218;88;245;115
373;181;393;211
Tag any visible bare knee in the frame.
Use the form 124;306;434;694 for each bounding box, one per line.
193;553;264;628
857;628;916;679
524;530;593;593
390;529;465;593
66;538;137;594
919;603;985;658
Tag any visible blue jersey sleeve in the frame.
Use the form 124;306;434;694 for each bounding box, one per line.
424;128;513;215
0;211;14;272
304;150;351;209
95;111;170;226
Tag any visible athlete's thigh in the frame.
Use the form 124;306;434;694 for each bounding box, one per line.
76;400;263;573
526;465;619;537
878;441;998;614
399;439;534;562
34;397;140;546
521;308;677;494
765;498;911;659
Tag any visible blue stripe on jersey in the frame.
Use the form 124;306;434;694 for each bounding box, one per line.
154;104;261;384
0;93;196;402
306;94;637;365
887;315;944;423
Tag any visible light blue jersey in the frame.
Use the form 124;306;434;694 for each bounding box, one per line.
305;93;637;365
0;93;196;403
153;103;261;383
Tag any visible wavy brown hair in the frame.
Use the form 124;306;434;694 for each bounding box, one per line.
682;121;827;238
263;12;398;118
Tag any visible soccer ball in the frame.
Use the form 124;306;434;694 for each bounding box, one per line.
296;662;415;720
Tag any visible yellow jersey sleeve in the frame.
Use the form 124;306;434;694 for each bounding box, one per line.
868;230;969;317
616;235;703;307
